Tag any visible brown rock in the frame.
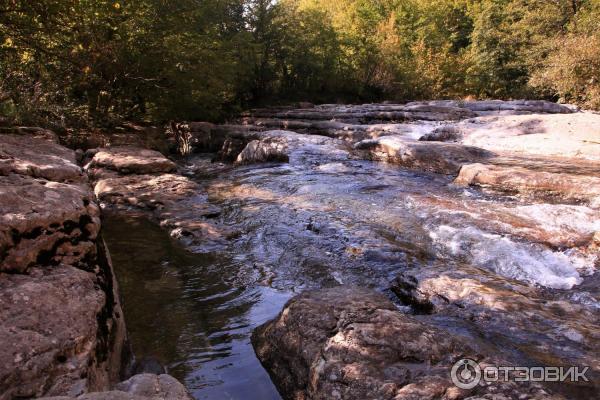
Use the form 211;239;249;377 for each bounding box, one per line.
87;146;176;175
94;174;198;209
236;138;290;165
252;286;559;400
454;163;600;207
0;134;84;182
391;266;600;395
417;100;576;115
0;265;113;399
0;127;60;142
0;131;127;398
354;136;493;175
0;174;100;273
247;103;476;122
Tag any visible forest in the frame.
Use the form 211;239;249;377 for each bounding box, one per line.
1;0;599;128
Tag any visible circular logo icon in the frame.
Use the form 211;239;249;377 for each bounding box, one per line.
451;358;482;389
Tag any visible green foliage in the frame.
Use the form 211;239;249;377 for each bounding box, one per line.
530;0;600;109
1;0;599;129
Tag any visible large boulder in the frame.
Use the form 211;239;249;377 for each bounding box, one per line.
0;266;108;398
391;265;600;396
252;286;560;400
236;137;290;165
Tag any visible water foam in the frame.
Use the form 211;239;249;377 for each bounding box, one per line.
429;225;586;289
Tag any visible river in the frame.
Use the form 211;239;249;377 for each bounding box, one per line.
103;114;599;399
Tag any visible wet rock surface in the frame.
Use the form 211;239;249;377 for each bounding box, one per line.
252;286;562;400
454;163;600;207
391;266;600;384
163;100;597;399
0;134;127;398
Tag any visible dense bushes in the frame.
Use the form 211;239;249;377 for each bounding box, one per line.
0;0;599;129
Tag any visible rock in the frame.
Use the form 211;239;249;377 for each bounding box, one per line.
454;163;600;207
0;174;100;273
1;134;84;182
39;373;193;400
130;358;167;375
0;131;127;398
411;100;575;115
86;146;176;175
390;266;600;394
0;127;60;142
419;125;462;142
354;136;493;175
252;286;560;400
0;245;127;399
236;138;290;165
243;118;435;143
92;155;231;253
447;112;600;161
94;174;198;209
246;103;476;122
0;266;105;398
113;374;192;400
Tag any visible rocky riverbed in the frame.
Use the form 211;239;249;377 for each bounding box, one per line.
0;132;192;399
1;100;599;399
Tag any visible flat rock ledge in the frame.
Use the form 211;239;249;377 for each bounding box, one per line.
354;136;493;175
454;163;600;208
86;146;176;175
252;286;561;400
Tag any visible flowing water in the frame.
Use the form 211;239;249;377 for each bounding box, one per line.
104;129;599;398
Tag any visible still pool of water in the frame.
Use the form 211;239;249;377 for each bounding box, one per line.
103;215;290;400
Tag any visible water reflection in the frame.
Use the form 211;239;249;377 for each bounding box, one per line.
103;215;289;400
